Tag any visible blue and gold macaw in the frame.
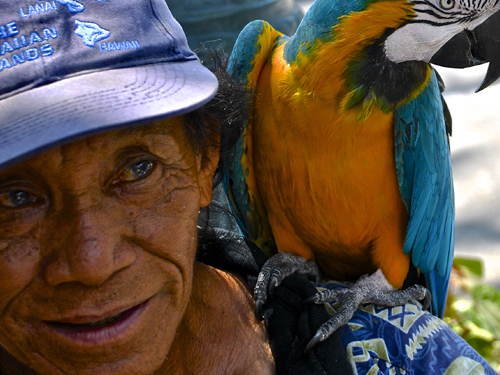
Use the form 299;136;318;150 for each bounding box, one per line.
224;0;500;344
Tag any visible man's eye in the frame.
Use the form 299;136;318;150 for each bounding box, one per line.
0;190;38;208
119;160;154;182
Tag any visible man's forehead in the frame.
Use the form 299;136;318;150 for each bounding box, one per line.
1;116;187;174
68;116;184;151
115;117;182;139
63;117;186;158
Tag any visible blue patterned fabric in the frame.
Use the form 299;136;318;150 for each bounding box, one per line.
321;282;497;375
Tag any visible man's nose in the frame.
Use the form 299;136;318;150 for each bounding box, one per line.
43;206;136;287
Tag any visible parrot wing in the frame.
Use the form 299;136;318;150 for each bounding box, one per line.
228;20;283;90
225;21;284;246
395;70;454;318
225;0;374;246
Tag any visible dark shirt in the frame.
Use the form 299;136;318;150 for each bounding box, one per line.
197;227;354;375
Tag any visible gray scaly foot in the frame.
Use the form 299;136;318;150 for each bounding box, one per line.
305;269;431;351
254;252;320;320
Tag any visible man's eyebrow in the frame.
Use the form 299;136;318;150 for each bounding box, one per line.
111;127;179;163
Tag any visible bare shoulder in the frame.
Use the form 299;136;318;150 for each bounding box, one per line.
164;262;275;375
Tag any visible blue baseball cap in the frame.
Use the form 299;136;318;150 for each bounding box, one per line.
0;0;218;170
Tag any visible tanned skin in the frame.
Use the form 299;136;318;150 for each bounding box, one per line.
0;117;274;375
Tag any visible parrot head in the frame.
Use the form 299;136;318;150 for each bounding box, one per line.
383;0;500;91
329;0;500;115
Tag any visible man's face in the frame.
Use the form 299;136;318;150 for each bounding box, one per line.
0;117;216;374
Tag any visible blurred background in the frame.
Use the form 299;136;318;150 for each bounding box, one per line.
168;0;304;51
436;65;500;289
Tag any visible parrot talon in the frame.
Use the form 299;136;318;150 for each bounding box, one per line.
253;253;320;320
255;299;265;321
305;329;327;352
422;288;432;311
397;284;432;311
304;294;320;305
307;270;432;347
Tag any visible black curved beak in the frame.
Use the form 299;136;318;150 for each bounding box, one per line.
430;10;500;92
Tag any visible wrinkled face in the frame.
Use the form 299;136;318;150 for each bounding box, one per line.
0;117;217;375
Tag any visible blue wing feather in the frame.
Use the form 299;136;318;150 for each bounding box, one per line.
228;20;268;82
225;20;287;238
395;71;454;318
224;21;269;235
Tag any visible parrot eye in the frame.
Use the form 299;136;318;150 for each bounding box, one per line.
439;0;455;9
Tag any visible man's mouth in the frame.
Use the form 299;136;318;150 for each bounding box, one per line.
47;305;138;331
41;300;149;344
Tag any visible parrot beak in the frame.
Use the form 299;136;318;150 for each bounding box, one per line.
430;10;500;92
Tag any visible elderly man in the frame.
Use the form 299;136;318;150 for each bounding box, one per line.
0;0;279;373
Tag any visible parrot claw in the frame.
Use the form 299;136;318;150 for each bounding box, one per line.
303;294;320;305
305;270;431;347
422;288;432;311
254;253;319;321
255;299;265;321
305;329;327;352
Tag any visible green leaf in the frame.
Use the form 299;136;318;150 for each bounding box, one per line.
471;284;500;304
463;321;496;342
454;258;484;277
445;258;500;371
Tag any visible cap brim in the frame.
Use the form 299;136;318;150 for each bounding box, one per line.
0;59;218;170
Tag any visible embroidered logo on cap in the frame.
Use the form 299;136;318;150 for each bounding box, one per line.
57;0;85;13
20;0;85;18
2;0;145;76
0;21;57;72
74;20;110;47
98;40;141;52
20;2;58;18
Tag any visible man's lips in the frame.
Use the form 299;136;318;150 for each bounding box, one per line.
47;303;140;330
45;300;146;325
41;299;150;344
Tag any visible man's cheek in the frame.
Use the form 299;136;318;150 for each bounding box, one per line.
129;188;199;280
131;207;198;258
0;239;40;314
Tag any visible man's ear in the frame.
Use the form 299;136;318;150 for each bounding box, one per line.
198;149;220;208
